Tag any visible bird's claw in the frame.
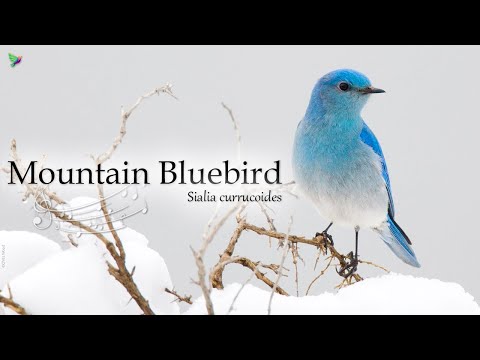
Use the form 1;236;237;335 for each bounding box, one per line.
315;231;334;249
336;252;359;278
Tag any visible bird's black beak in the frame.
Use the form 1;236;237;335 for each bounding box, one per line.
359;86;386;94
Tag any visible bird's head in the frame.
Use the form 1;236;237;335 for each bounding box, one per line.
307;69;385;117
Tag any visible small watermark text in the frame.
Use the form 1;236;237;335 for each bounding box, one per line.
1;245;5;269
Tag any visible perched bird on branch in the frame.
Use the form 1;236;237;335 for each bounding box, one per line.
293;69;420;276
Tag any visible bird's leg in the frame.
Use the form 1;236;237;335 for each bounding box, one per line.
315;222;334;245
315;222;334;254
337;228;360;278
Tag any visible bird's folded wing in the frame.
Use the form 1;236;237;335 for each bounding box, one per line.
360;122;395;218
8;53;18;62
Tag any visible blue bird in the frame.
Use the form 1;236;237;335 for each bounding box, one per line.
293;69;420;276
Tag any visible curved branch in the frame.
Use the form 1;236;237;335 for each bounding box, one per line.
96;84;177;165
0;285;27;315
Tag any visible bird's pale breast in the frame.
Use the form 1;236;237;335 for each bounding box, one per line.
293;120;389;229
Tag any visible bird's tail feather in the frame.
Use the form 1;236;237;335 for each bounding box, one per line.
374;216;420;268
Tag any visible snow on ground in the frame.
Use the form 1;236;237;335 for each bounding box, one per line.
0;231;61;289
1;240;179;315
3;244;126;315
2;195;478;315
185;274;480;315
0;197;179;315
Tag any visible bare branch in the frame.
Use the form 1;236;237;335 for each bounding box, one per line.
242;222;325;247
291;242;300;297
8;139;65;205
359;260;390;273
67;234;78;247
2;83;176;315
191;202;243;315
96;84;177;165
227;268;257;315
165;288;193;305
96;183;154;315
221;102;242;164
268;217;293;315
0;285;27;315
234;219;385;290
191;246;215;315
306;256;335;295
257;202;277;232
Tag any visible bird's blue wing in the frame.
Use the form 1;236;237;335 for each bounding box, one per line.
360;123;395;218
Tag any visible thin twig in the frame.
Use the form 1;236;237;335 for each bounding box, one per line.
0;285;27;315
221;102;241;164
95;84;177;165
227;267;258;315
3;85;175;315
258;201;276;247
359;260;390;273
67;234;78;247
165;288;193;305
306;256;335;295
268;217;293;315
291;242;300;297
210;214;288;295
191;246;214;315
193;202;243;315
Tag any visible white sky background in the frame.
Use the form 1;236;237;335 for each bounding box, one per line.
1;45;478;303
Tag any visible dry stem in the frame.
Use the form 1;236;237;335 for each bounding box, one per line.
0;285;27;315
2;86;176;315
211;214;389;297
221;102;242;164
192;202;243;315
95;84;177;165
165;288;193;305
268;217;292;315
306;256;335;295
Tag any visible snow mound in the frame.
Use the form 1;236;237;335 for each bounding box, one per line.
1;225;178;315
2;242;179;315
0;231;61;289
185;274;480;315
2;244;123;315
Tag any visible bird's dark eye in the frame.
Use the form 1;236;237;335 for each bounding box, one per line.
339;82;350;91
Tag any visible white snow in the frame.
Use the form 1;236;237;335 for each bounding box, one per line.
1;196;178;315
185;274;480;315
3;244;125;315
0;231;61;289
1;240;179;315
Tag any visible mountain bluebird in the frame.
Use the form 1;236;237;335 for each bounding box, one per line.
293;69;420;276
